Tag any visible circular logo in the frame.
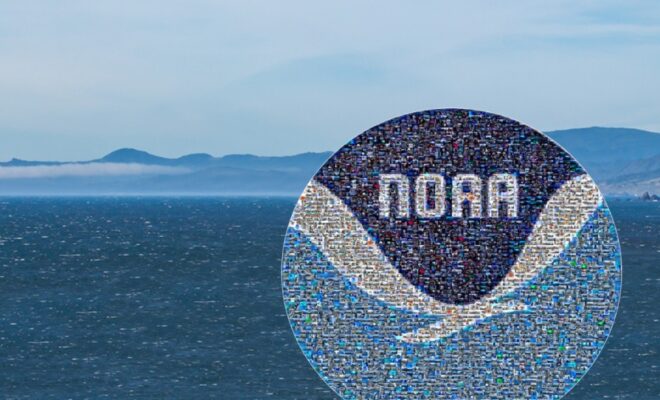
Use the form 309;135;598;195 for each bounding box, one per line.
282;109;621;399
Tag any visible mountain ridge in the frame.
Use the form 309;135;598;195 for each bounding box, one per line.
0;127;657;196
1;149;333;168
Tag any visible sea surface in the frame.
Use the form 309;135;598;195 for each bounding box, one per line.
0;197;657;399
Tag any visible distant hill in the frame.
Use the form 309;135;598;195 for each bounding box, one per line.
0;126;658;196
546;127;660;196
0;151;332;195
99;148;173;164
547;127;660;163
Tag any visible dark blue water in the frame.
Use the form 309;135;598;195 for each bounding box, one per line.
0;198;657;399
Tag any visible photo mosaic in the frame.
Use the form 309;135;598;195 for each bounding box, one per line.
282;109;621;399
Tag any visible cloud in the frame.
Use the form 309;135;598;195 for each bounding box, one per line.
0;163;189;179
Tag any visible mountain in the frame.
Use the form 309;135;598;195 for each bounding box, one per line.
546;127;660;196
0;150;332;195
99;148;172;165
595;153;660;196
547;127;660;163
0;126;657;196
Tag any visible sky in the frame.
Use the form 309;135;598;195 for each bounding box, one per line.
0;0;659;161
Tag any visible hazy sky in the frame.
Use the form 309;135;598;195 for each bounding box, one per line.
1;1;659;160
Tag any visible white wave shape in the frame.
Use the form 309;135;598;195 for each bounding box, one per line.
0;163;189;179
289;174;602;343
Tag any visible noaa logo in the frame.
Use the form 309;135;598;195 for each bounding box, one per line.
282;109;621;399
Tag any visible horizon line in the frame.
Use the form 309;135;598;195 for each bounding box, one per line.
3;125;659;164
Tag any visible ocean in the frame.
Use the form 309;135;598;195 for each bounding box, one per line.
0;198;657;399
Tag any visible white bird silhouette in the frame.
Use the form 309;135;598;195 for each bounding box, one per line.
289;174;602;343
